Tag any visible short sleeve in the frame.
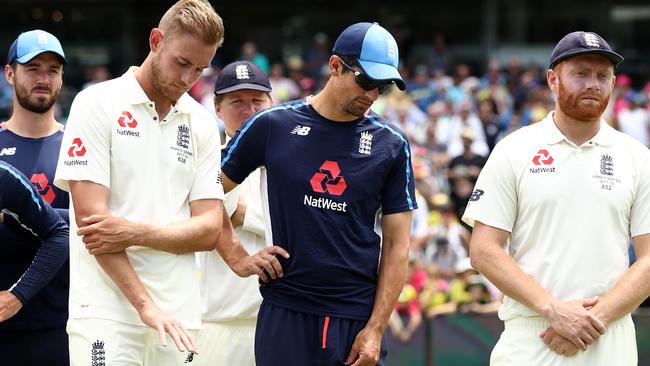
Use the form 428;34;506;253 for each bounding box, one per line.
630;153;650;237
54;90;111;192
381;139;417;215
188;119;224;202
462;142;517;231
221;111;270;184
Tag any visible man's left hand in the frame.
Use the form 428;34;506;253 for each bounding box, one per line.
540;327;580;356
345;326;382;366
0;291;22;323
78;215;145;255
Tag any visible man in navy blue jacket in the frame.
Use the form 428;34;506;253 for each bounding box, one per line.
0;29;70;366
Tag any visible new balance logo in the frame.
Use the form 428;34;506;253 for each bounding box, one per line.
359;132;373;155
291;125;311;136
0;147;16;156
469;189;484;202
185;353;195;363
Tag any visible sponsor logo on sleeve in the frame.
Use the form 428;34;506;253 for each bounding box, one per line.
64;137;88;166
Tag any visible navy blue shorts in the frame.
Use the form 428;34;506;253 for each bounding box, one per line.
0;327;69;366
255;301;387;366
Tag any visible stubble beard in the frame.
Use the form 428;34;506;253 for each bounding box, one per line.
557;78;610;122
151;55;184;103
14;78;60;114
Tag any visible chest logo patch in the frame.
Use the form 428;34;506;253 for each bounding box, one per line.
532;149;553;165
117;111;138;128
359;131;373;155
310;160;347;196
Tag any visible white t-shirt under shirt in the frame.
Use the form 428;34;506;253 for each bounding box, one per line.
198;157;267;322
463;112;650;321
55;67;224;329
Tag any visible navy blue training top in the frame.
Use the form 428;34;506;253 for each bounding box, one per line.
0;161;68;327
0;124;70;330
222;99;416;320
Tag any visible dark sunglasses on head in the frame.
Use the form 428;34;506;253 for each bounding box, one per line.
339;58;394;95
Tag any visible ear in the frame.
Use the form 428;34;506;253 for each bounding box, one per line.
150;28;164;53
214;100;223;119
329;55;342;76
4;64;14;86
547;68;558;93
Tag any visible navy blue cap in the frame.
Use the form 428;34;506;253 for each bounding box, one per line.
6;30;67;65
549;31;623;69
332;22;405;90
214;60;271;94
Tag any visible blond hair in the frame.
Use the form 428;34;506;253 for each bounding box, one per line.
159;0;224;47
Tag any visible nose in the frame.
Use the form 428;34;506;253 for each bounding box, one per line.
585;73;600;91
364;87;380;100
181;70;195;86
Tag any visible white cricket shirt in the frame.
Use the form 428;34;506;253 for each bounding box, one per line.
55;67;224;329
463;112;650;321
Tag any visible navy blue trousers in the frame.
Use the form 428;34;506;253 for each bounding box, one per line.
0;327;69;366
255;301;387;366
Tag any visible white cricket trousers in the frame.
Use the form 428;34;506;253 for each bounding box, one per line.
68;318;198;365
490;314;637;366
193;318;256;366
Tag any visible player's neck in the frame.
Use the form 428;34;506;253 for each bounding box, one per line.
134;62;173;120
4;106;61;138
552;110;601;146
310;88;360;122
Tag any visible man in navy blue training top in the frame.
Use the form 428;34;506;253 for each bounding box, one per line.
221;22;416;366
0;30;70;366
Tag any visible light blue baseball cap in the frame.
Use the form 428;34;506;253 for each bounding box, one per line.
6;29;67;65
332;22;405;90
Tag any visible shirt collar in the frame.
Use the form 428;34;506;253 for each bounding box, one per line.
542;111;614;147
123;66;193;115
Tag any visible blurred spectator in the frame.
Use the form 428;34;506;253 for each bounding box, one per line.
477;98;502;153
617;92;650;147
241;41;270;73
423;193;470;276
388;259;427;342
0;75;13;120
81;65;111;90
447;100;489;158
407;64;436;112
303;32;330;85
268;63;300;104
457;274;501;314
428;32;451;74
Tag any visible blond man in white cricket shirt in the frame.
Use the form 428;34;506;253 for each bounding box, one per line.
55;1;285;364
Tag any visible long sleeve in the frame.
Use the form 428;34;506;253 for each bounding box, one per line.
0;161;69;304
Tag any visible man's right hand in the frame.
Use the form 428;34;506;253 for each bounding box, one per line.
543;296;605;350
0;291;22;322
231;246;290;283
137;301;197;354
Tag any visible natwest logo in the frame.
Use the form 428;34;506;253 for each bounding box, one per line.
68;137;86;157
118;111;138;128
532;149;554;165
31;173;55;204
310;160;347;196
